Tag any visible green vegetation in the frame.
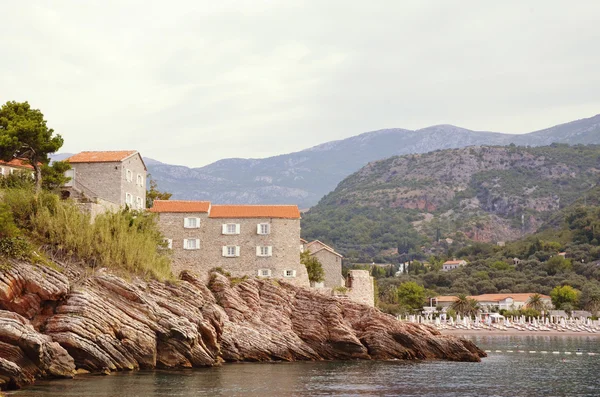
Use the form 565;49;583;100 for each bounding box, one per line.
1;187;172;280
300;250;325;283
302;144;600;262
146;174;172;208
0;101;64;192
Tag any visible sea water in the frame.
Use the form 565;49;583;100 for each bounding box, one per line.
9;335;600;397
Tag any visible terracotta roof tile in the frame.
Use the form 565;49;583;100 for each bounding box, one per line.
0;159;34;170
209;205;300;219
443;260;466;265
149;200;211;213
67;151;138;163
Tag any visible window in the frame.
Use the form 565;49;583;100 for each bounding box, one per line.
222;246;240;257
184;217;201;228
257;223;270;235
9;168;15;175
183;239;200;250
222;223;240;235
257;269;271;277
284;270;296;278
125;193;133;205
126;169;133;182
136;196;143;209
0;167;4;175
256;246;272;257
163;238;173;249
137;174;144;186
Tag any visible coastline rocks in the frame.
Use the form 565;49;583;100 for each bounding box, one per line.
0;260;485;390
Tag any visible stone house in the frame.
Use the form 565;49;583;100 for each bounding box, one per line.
434;293;552;311
0;159;34;177
63;151;147;213
441;259;467;271
303;240;344;288
150;200;309;288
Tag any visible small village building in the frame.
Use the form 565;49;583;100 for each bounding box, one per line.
150;200;309;287
0;159;34;177
303;240;344;288
63;151;147;213
434;293;552;311
441;259;467;271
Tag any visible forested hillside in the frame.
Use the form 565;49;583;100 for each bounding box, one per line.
301;144;600;262
373;189;600;315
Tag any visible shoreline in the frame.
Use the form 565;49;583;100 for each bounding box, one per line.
440;329;600;337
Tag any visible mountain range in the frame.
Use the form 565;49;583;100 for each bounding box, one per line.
55;114;600;208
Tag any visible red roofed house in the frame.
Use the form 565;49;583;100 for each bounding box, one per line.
434;293;552;311
63;151;147;211
442;259;467;271
150;200;309;287
0;159;35;177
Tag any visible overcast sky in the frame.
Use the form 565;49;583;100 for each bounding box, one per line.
2;1;599;167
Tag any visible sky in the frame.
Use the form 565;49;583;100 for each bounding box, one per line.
2;1;600;167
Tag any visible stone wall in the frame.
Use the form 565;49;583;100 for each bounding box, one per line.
76;198;121;221
156;212;309;288
346;270;375;307
120;153;147;209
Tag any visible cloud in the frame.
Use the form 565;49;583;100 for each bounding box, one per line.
1;0;599;167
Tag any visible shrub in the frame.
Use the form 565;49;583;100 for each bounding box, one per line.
0;237;32;260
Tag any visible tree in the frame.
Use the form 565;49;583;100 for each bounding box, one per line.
450;294;480;317
580;284;600;316
0;101;63;192
550;285;580;310
41;160;71;191
396;281;427;311
146;174;172;208
300;251;325;283
526;293;545;312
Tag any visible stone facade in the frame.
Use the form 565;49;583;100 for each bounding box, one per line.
152;201;309;288
65;151;146;209
304;240;344;288
346;270;375;307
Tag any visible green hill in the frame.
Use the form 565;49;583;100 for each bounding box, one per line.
301;144;600;262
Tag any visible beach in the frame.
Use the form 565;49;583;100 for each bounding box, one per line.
440;328;600;337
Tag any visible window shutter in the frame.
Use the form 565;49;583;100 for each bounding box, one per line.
183;239;188;249
222;246;228;256
257;224;261;234
222;224;227;234
267;246;272;257
195;239;200;249
256;246;261;256
235;246;240;257
235;224;241;234
195;217;201;227
184;218;189;228
292;270;297;277
266;224;270;234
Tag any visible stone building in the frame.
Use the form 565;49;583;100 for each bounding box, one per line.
303;240;344;288
63;151;147;213
150;200;309;288
0;159;34;177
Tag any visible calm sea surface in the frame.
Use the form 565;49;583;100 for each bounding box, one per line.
9;335;600;397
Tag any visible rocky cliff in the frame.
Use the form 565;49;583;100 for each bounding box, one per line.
0;259;484;390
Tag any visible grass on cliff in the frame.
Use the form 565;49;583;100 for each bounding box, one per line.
0;187;172;280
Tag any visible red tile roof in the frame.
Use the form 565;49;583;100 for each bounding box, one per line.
435;293;551;303
67;151;138;163
443;260;466;265
209;205;300;219
0;159;34;170
149;200;211;213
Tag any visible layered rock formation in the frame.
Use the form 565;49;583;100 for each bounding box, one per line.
0;259;485;390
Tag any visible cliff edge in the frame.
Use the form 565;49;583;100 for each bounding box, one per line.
0;260;485;390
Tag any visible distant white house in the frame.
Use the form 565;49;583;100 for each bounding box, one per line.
441;259;467;271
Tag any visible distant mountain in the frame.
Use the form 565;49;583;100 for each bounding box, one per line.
301;144;600;261
61;114;600;208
